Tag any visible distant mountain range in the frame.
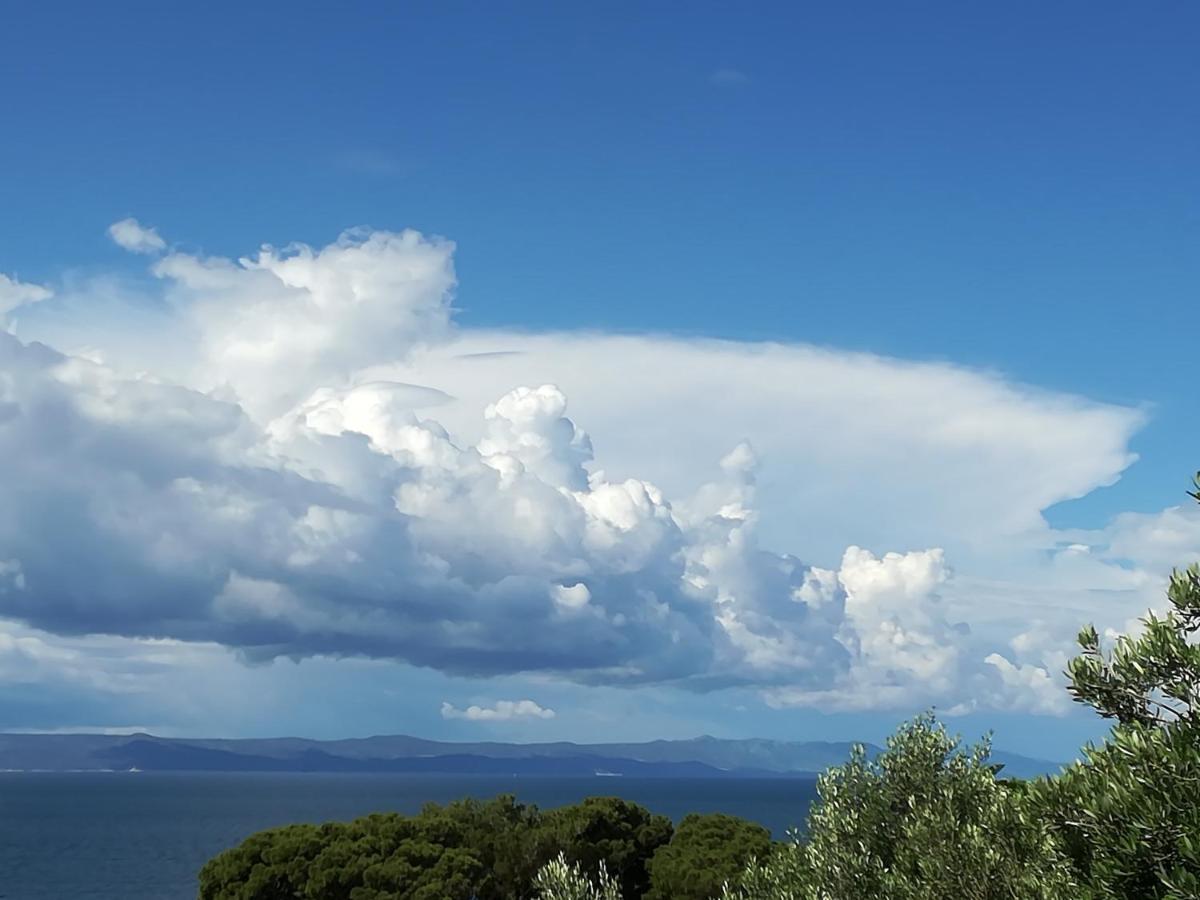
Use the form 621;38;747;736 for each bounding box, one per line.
0;733;1064;779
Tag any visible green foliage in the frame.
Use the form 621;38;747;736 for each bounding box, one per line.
542;797;672;900
1038;496;1200;899
1036;723;1200;900
535;853;623;900
720;841;809;900
727;714;1076;900
644;813;772;900
197;794;670;900
1068;560;1200;728
198;796;539;900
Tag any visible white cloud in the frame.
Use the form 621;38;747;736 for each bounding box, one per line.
0;615;199;695
0;273;51;323
441;699;556;721
838;547;958;690
0;222;1173;719
553;583;592;611
108;218;167;254
480;385;593;490
984;653;1067;716
151;227;456;419
364;331;1141;563
1100;503;1200;573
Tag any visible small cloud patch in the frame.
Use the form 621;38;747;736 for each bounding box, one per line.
108;218;166;255
441;699;557;721
710;68;750;87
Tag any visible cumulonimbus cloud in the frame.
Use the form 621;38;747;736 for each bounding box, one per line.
0;222;1163;716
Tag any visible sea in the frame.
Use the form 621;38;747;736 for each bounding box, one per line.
0;772;818;900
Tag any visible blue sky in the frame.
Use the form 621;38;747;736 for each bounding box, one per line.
1;2;1198;759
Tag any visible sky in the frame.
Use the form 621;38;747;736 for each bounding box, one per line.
0;1;1198;760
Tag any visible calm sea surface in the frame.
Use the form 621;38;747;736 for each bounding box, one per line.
0;772;817;900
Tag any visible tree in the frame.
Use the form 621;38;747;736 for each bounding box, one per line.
198;797;542;900
727;714;1077;900
197;794;671;900
1037;726;1200;900
542;796;673;900
535;853;623;900
1067;561;1200;728
645;813;772;900
1035;491;1200;899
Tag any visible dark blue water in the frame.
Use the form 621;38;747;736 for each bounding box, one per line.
0;773;817;899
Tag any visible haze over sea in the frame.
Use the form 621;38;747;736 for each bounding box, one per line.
0;773;817;900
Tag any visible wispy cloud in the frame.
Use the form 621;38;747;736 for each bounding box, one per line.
0;273;51;321
710;67;750;87
336;149;408;177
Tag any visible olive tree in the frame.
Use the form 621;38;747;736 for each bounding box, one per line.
535;854;623;900
1036;487;1200;899
727;715;1077;900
